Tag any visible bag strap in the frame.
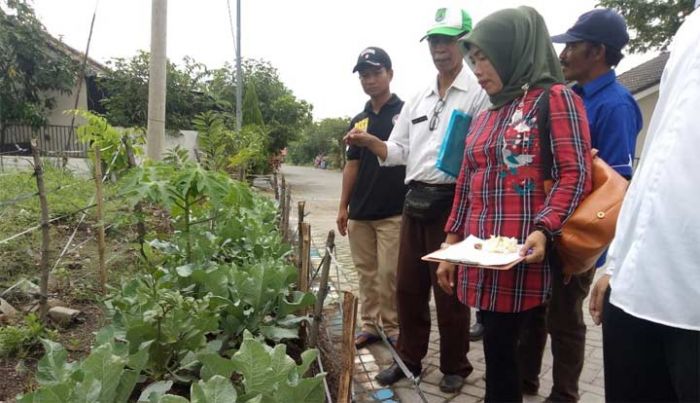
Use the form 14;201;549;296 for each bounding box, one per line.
537;89;553;183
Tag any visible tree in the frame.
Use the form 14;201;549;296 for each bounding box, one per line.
597;0;695;53
242;81;263;126
0;0;77;137
206;59;312;153
288;117;350;167
98;52;215;130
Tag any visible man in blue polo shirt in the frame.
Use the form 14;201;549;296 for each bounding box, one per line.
519;9;643;402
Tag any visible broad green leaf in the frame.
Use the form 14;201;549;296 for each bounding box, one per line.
267;344;296;386
36;339;77;386
199;352;237;381
259;326;298;342
17;383;72;403
191;375;237;403
158;396;190;403
274;376;325;403
231;332;274;396
278;291;315;317
115;344;151;403
72;377;101;403
138;381;173;403
176;264;194;277
297;349;318;377
80;343;125;402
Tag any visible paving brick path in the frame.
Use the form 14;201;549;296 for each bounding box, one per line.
281;165;605;403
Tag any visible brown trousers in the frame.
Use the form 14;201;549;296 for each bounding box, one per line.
395;209;472;376
347;216;401;337
519;259;596;401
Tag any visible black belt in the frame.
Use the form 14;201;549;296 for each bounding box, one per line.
408;181;455;190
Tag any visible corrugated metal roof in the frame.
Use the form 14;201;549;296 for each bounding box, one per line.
617;52;669;94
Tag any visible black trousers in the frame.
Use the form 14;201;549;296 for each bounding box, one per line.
395;208;472;376
519;262;596;401
603;288;700;402
482;305;547;403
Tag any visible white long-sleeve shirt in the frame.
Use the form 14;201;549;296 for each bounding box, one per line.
605;8;700;331
381;65;489;184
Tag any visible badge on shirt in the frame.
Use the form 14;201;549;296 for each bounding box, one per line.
354;118;369;131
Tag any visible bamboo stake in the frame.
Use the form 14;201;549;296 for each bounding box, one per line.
93;146;107;293
31;139;50;320
297;200;305;267
300;223;311;294
122;136;145;246
309;230;335;348
338;291;358;403
285;184;292;242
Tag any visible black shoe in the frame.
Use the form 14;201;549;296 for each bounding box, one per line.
469;322;484;341
439;374;465;393
375;363;420;386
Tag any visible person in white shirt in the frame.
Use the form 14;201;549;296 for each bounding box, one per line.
344;7;489;394
588;6;700;402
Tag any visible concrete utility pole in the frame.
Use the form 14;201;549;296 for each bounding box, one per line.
147;0;167;160
235;0;242;132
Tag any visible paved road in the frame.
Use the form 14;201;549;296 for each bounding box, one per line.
281;164;605;403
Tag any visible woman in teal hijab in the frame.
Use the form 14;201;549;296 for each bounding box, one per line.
436;7;592;402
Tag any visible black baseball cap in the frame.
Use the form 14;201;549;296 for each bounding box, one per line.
551;9;629;51
352;47;392;73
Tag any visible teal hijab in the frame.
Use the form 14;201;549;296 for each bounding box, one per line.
461;6;565;108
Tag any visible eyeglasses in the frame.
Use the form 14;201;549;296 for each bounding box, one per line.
429;98;446;131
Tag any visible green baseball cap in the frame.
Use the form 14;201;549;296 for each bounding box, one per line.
421;7;473;41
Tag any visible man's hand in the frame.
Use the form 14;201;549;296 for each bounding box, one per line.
344;128;376;148
520;230;547;264
437;261;457;295
336;208;349;236
589;274;610;326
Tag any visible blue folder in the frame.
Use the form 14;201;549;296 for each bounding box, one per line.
436;109;473;178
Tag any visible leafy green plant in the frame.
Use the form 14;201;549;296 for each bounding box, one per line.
72;109;144;178
17;337;150;403
195;330;324;402
104;272;220;381
0;314;56;359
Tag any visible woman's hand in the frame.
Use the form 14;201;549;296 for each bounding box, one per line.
520;230;547;264
436;261;457;295
589;274;610;326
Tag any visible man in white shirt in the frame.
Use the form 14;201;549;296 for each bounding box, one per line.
589;6;700;402
345;7;489;393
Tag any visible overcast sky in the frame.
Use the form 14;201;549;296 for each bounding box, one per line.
32;0;655;121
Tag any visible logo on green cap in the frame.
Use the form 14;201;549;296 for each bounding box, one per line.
435;8;446;22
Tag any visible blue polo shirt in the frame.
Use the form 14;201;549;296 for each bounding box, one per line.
573;70;642;179
574;70;642;268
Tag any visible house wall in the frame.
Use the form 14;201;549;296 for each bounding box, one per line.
44;77;89;127
633;87;660;166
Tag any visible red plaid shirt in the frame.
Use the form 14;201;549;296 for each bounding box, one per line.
445;85;592;313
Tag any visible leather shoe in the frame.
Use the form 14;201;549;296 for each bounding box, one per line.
469;322;484;341
439;374;465;393
375;363;420;386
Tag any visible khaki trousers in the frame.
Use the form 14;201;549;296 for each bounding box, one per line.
347;215;402;337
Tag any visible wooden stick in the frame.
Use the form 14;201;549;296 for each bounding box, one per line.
31;139;50;320
309;230;335;348
285;184;292;242
272;172;279;200
337;291;358;403
297;201;305;270
279;176;287;240
300;223;311;294
122;136;145;246
93;146;107;293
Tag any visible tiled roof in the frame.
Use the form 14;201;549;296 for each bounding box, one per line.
617;52;669;94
